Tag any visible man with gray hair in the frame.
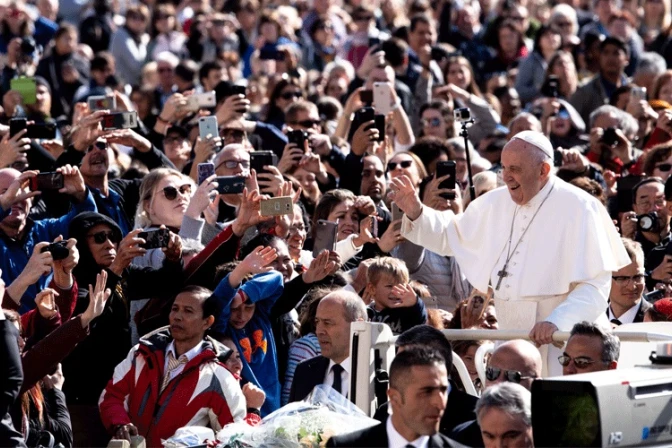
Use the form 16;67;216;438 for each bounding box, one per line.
476;383;533;448
560;321;620;375
586;104;640;174
633;52;667;93
288;290;367;402
391;130;629;375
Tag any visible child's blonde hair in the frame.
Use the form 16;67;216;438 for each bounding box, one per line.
366;257;410;286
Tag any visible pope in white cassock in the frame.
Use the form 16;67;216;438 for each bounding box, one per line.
389;131;631;376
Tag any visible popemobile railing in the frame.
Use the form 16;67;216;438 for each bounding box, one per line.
348;321;672;417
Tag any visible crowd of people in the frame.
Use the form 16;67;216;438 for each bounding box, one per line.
0;0;672;445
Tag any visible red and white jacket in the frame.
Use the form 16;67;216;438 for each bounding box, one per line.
98;327;260;447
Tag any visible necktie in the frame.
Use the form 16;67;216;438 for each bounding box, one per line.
611;318;622;326
161;351;188;392
331;364;345;395
405;445;415;448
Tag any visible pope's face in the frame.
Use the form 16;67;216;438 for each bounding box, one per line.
501;140;550;206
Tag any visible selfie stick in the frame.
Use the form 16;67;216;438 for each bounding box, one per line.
459;119;476;201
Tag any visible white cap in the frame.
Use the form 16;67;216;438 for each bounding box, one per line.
511;130;554;160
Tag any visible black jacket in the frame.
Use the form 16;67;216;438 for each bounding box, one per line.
607;299;652;324
373;380;477;435
449;419;483;447
327;420;461;447
288;355;331;403
0;320;25;447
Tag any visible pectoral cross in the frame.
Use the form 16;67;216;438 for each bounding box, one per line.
495;267;509;291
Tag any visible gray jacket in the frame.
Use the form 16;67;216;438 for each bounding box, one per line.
515;52;547;105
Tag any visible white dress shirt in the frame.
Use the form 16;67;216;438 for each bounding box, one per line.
386;416;429;448
608;301;641;324
324;357;351;398
163;340;204;383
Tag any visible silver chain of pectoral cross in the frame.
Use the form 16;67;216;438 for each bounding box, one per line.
495;185;555;291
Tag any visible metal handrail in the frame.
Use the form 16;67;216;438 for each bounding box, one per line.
434;329;672;343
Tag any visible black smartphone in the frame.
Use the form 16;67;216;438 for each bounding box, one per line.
547;75;559;98
9;118;26;137
435;161;456;200
138;228;170;250
41;241;69;261
30;172;64;191
644;289;665;304
360;89;373;105
231;85;246;96
553;150;563;167
368;37;381;48
250;151;277;174
313;219;338;258
373;114;385;142
616;175;644;213
215;176;246;194
430;46;446;61
287;130;307;151
355;107;376;125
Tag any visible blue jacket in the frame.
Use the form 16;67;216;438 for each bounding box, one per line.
0;190;97;313
212;271;284;416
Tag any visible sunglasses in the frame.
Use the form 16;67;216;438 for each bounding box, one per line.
88;230;120;245
280;91;303;100
216;159;250;170
485;366;535;384
291;119;321;128
87;141;107;153
558;355;601;369
421;117;443;128
387;160;413;171
656;163;672;172
162;184;192;200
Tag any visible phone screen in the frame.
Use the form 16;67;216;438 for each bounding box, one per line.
313;220;338;258
436;161;456;200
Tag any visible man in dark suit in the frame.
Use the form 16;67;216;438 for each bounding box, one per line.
608;238;652;325
328;347;461;447
374;325;478;434
288;291;367;403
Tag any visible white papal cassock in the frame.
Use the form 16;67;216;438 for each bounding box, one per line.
401;175;630;376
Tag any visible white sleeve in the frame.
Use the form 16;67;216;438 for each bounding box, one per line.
544;272;611;330
334;234;363;262
401;206;458;257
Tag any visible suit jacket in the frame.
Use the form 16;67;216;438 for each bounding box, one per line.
606;299;652;324
327;420;462;447
288;355;331;403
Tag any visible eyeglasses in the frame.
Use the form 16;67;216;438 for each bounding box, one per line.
280;91;303;100
162;184;192;200
164;136;186;144
387;160;413;171
216;159;250;170
636;198;665;209
88;230;120;245
655;163;672;172
290;119;321;128
317;24;334;31
612;274;646;284
486;366;536;384
558;355;602;369
421;117;443;128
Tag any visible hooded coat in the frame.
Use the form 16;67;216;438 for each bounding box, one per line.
61;212;185;405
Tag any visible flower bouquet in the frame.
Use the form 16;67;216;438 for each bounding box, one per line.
217;385;379;448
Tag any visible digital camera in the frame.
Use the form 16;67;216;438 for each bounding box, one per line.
637;212;660;233
454;107;472;123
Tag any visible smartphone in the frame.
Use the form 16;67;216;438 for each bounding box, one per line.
138;228;170;250
88;95;116;111
547;75;559;98
250;150;277;174
553;150;563;167
368;37;381;48
30;172;64;191
371;218;378;238
430;46;446;61
259;48;284;61
186;91;217;111
644;289;665;304
616;175;644;213
373;82;393;116
215;176;246;194
391;202;403;231
231;85;246;96
198;116;219;139
260;196;293;216
102;111;138;130
40;241;69;261
287;129;307;151
9;118;26;138
632;86;647;101
312;219;338;258
10;77;36;105
360;89;373;105
435;161;456;200
373;114;385;142
197;162;215;185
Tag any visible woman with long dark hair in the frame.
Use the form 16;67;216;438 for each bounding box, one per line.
262;76;303;129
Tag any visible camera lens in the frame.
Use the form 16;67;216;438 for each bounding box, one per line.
20;37;35;55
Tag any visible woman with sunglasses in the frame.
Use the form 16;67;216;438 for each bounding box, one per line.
418;100;455;141
147;4;186;60
643;142;672;181
262;77;303;130
62;212;184;439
